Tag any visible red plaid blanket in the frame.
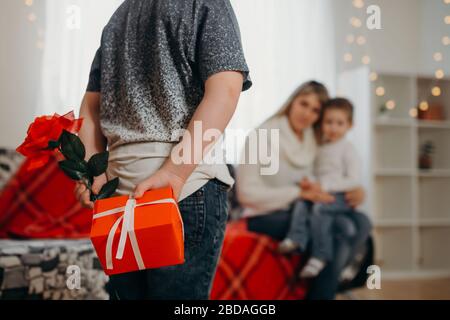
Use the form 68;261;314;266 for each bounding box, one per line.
211;219;308;300
0;156;92;238
0;156;307;299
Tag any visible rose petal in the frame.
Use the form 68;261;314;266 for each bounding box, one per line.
62;110;75;120
17;110;83;166
22;154;51;172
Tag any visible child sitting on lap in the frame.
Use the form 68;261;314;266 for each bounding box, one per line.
278;98;371;279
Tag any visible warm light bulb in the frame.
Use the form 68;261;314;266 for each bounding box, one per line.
362;55;371;65
409;108;418;118
25;0;33;6
419;101;429;111
369;72;378;82
435;69;445;79
445;16;450;24
344;53;353;62
431;86;442;97
27;13;36;22
356;36;367;45
386;100;396;110
443;36;450;46
350;17;362;28
433;52;443;62
352;0;365;9
376;87;385;97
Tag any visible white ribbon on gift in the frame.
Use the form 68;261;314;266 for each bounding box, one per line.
92;196;184;270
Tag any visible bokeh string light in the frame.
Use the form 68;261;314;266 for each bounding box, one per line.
416;0;450;115
342;0;450;118
24;0;45;50
342;0;398;115
344;0;370;68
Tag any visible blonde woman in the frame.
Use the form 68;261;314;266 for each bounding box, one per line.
236;81;368;300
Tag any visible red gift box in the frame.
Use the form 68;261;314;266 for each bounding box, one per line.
90;186;184;276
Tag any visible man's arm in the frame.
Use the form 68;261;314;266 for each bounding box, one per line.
78;92;107;158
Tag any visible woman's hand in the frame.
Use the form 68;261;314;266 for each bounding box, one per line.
300;189;335;203
299;178;335;203
74;173;108;209
300;178;322;193
133;167;186;201
345;186;365;208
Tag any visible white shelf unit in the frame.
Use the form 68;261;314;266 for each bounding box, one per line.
339;67;450;278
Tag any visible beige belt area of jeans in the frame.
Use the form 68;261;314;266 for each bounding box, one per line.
105;141;235;202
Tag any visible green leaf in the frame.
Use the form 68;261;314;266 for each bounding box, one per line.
87;151;109;177
88;174;94;187
96;177;120;200
47;140;60;150
58;160;87;181
60;130;85;161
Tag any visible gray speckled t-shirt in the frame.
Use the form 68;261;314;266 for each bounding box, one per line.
86;0;252;151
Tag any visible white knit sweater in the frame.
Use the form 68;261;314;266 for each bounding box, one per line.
314;138;361;193
236;115;317;217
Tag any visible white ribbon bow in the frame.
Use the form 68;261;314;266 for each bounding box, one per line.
93;196;184;270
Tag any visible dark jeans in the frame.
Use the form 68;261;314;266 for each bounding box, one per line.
107;178;229;300
285;200;335;261
284;200;310;252
307;209;372;300
247;199;371;300
287;193;371;263
315;193;372;266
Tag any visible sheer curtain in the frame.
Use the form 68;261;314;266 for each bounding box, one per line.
38;0;335;160
227;0;336;161
37;0;123;117
228;0;335;127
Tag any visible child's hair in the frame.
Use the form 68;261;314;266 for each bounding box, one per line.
322;97;354;124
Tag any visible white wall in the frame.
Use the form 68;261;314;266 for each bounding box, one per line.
0;0;45;149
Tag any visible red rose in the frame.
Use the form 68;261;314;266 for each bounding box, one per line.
16;111;83;171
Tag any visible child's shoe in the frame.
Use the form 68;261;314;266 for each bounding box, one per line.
299;258;325;278
277;238;300;254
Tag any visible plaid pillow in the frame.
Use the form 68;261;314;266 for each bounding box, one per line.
0;153;92;239
210;219;308;300
0;148;24;192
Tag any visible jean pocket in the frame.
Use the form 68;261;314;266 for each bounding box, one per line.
178;186;206;247
212;178;230;193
